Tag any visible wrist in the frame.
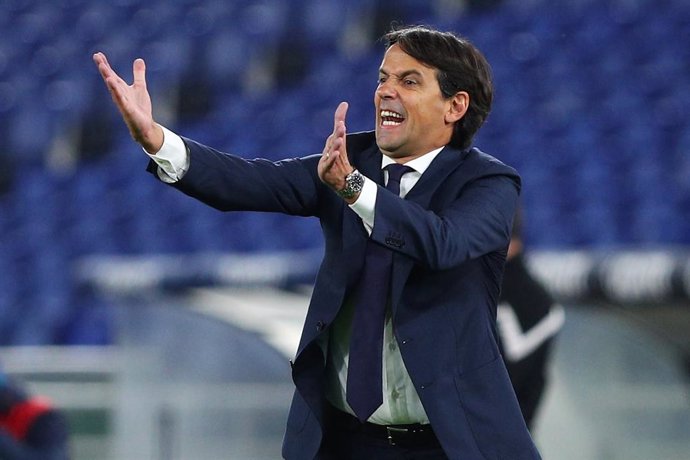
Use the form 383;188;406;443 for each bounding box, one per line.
141;123;165;155
336;169;364;200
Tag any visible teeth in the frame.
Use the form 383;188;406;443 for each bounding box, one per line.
380;110;404;119
380;110;404;126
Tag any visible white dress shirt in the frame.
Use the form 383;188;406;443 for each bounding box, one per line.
147;128;443;425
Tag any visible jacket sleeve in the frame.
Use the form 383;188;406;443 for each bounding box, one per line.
371;167;520;271
149;137;325;217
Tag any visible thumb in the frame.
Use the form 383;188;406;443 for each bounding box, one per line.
133;58;146;87
334;101;348;130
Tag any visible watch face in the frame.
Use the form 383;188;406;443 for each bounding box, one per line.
338;170;363;198
349;171;364;189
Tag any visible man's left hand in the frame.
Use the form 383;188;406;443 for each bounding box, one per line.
319;102;357;201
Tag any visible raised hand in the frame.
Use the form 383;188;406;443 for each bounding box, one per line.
318;102;355;199
92;52;164;153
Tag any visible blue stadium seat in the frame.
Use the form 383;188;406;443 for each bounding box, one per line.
1;0;689;345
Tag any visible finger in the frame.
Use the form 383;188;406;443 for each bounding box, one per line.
321;137;342;165
332;108;348;167
341;122;348;164
333;101;348;133
336;132;350;170
322;135;332;161
329;138;348;169
95;51;111;69
96;63;131;113
93;52;114;81
92;52;104;67
104;77;130;115
133;58;146;87
92;52;108;68
331;110;346;150
333;119;346;139
323;145;340;165
94;53;130;95
331;137;343;154
324;133;334;151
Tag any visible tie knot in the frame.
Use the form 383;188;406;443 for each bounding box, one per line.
385;164;413;194
386;163;412;182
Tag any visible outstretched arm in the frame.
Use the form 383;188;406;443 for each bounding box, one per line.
93;52;164;154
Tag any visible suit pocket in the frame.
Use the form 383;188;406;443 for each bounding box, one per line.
455;357;539;460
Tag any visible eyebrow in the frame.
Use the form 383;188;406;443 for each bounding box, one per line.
378;68;425;80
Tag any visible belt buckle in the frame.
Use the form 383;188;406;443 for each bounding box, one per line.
385;426;409;446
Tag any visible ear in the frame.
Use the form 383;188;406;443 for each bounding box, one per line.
444;91;469;124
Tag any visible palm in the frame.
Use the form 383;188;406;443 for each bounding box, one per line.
126;77;152;130
318;102;352;190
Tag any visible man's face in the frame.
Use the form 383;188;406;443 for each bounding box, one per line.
374;44;457;162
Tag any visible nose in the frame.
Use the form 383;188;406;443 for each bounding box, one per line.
376;80;396;99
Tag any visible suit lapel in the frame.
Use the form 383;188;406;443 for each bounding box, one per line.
390;146;468;314
404;145;468;208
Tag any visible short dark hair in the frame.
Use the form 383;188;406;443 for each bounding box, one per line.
383;25;493;150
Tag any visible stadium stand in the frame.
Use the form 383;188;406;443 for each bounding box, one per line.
0;0;689;346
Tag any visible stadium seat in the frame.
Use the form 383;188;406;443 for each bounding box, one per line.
0;0;689;345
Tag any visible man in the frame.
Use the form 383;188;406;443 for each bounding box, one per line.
498;211;565;430
94;25;540;460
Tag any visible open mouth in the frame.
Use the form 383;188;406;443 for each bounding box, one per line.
380;110;405;126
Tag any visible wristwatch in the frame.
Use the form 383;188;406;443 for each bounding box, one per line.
336;169;364;199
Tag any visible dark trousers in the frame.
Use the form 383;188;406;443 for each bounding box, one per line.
505;340;553;429
320;406;448;460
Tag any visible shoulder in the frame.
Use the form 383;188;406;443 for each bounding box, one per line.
457;146;521;192
345;130;377;153
464;146;519;177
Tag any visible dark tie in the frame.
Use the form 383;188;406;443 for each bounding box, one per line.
346;163;412;422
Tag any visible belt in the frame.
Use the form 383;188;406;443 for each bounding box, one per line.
329;407;441;448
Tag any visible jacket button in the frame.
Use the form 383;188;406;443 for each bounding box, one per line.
316;321;326;331
385;237;404;248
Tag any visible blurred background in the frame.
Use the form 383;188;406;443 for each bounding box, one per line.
1;0;689;458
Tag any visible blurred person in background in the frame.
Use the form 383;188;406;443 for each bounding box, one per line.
94;25;540;460
497;209;565;430
0;371;70;460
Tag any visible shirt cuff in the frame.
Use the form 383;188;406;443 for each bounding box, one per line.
348;177;377;235
144;125;189;183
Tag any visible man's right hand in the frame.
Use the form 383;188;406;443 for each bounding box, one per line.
93;52;164;154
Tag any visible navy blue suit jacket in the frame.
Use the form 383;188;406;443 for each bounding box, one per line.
154;131;540;460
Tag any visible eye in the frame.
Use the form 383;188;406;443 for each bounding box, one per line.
404;78;418;86
377;76;388;84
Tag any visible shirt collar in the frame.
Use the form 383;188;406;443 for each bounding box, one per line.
380;146;445;176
